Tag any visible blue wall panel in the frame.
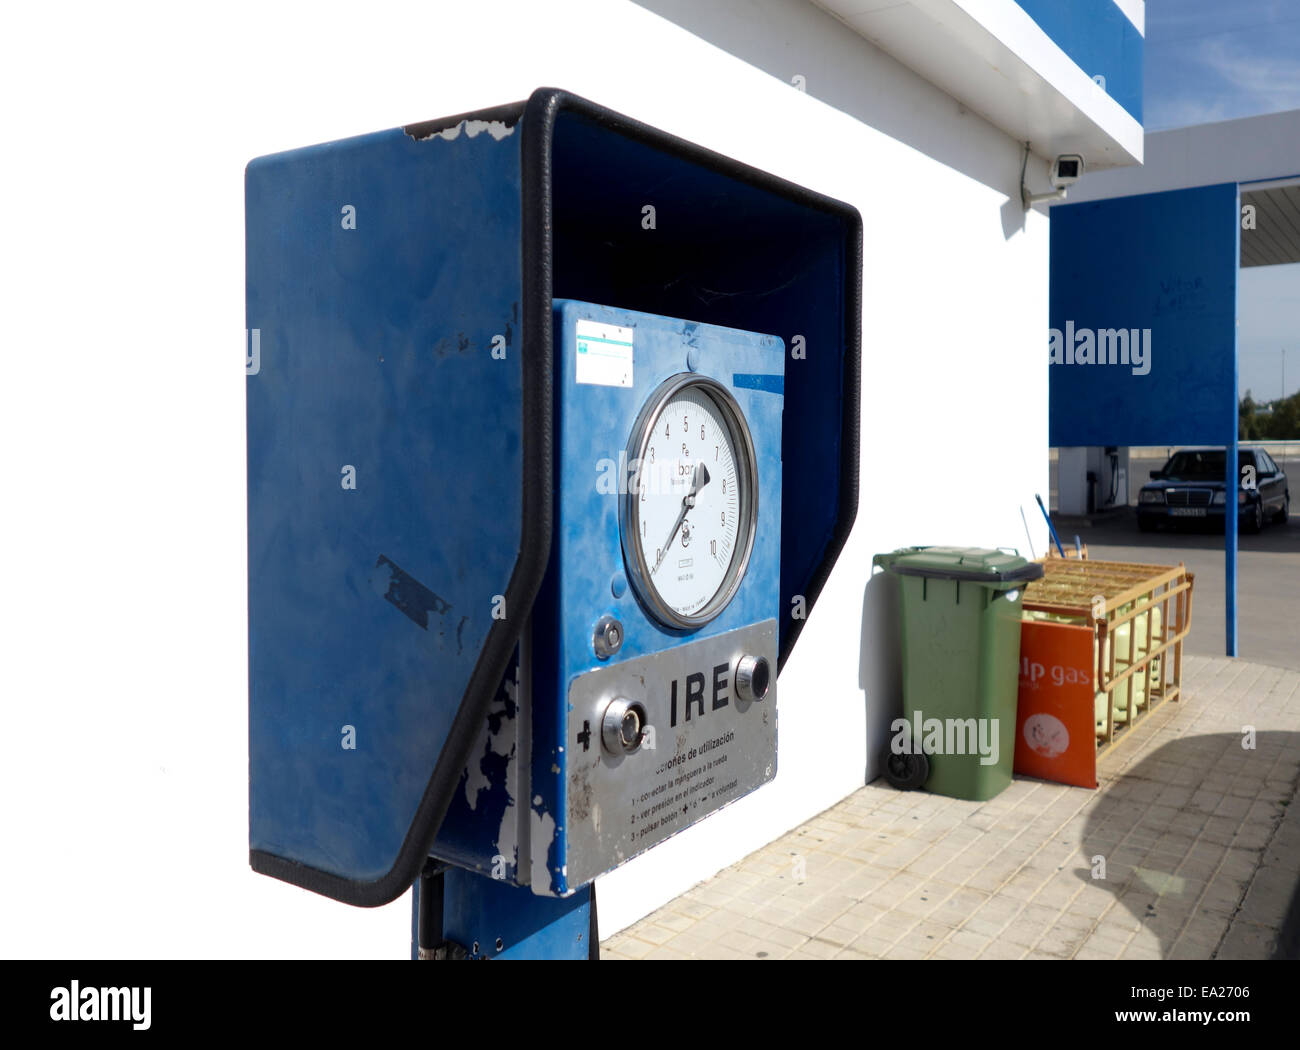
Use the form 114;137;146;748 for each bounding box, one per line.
1049;183;1238;448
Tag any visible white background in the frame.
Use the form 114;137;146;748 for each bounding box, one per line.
1;0;1047;957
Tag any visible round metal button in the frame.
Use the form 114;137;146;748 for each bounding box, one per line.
735;654;770;703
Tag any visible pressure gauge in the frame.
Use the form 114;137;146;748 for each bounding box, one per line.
621;374;759;629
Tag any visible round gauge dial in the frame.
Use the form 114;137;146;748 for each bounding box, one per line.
621;374;759;629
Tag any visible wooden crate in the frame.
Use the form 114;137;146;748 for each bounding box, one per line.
1020;558;1195;754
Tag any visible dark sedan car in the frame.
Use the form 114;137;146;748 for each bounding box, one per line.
1137;447;1290;533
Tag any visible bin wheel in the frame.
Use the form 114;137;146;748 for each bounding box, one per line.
882;749;929;791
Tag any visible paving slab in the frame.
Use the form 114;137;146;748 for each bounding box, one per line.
602;655;1300;960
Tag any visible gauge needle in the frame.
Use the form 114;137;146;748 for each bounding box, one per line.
653;462;711;575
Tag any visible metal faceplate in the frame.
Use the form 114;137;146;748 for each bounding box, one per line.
564;619;777;888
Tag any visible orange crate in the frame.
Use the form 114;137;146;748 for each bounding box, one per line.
1013;559;1194;787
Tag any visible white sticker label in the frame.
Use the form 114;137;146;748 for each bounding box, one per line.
575;320;634;388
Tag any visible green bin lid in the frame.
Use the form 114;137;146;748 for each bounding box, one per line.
872;546;1044;584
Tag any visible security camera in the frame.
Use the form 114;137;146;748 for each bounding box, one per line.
1022;149;1086;208
1050;154;1085;189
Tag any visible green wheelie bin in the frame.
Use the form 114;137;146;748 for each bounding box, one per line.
873;546;1044;801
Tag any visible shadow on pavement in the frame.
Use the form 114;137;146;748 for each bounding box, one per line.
1077;731;1300;959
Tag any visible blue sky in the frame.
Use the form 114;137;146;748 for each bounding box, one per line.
1147;0;1300;130
1239;266;1300;403
1147;2;1300;401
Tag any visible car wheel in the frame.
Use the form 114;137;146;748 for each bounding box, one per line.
1244;501;1263;534
882;748;929;791
1137;517;1155;533
1275;495;1290;525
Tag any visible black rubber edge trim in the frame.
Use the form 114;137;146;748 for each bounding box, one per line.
505;90;861;675
250;92;552;908
780;214;862;671
494;88;861;673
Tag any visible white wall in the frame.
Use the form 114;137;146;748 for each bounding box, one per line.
1;0;1047;957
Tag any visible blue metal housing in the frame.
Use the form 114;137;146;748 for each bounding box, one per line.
245;88;861;908
432;302;784;895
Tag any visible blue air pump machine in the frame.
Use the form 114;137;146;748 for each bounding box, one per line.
245;89;862;959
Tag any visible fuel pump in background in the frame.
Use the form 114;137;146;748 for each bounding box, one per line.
1059;445;1130;515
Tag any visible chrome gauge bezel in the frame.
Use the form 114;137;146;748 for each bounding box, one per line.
619;373;759;630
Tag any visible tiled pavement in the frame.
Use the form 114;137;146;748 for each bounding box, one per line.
602;655;1300;960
